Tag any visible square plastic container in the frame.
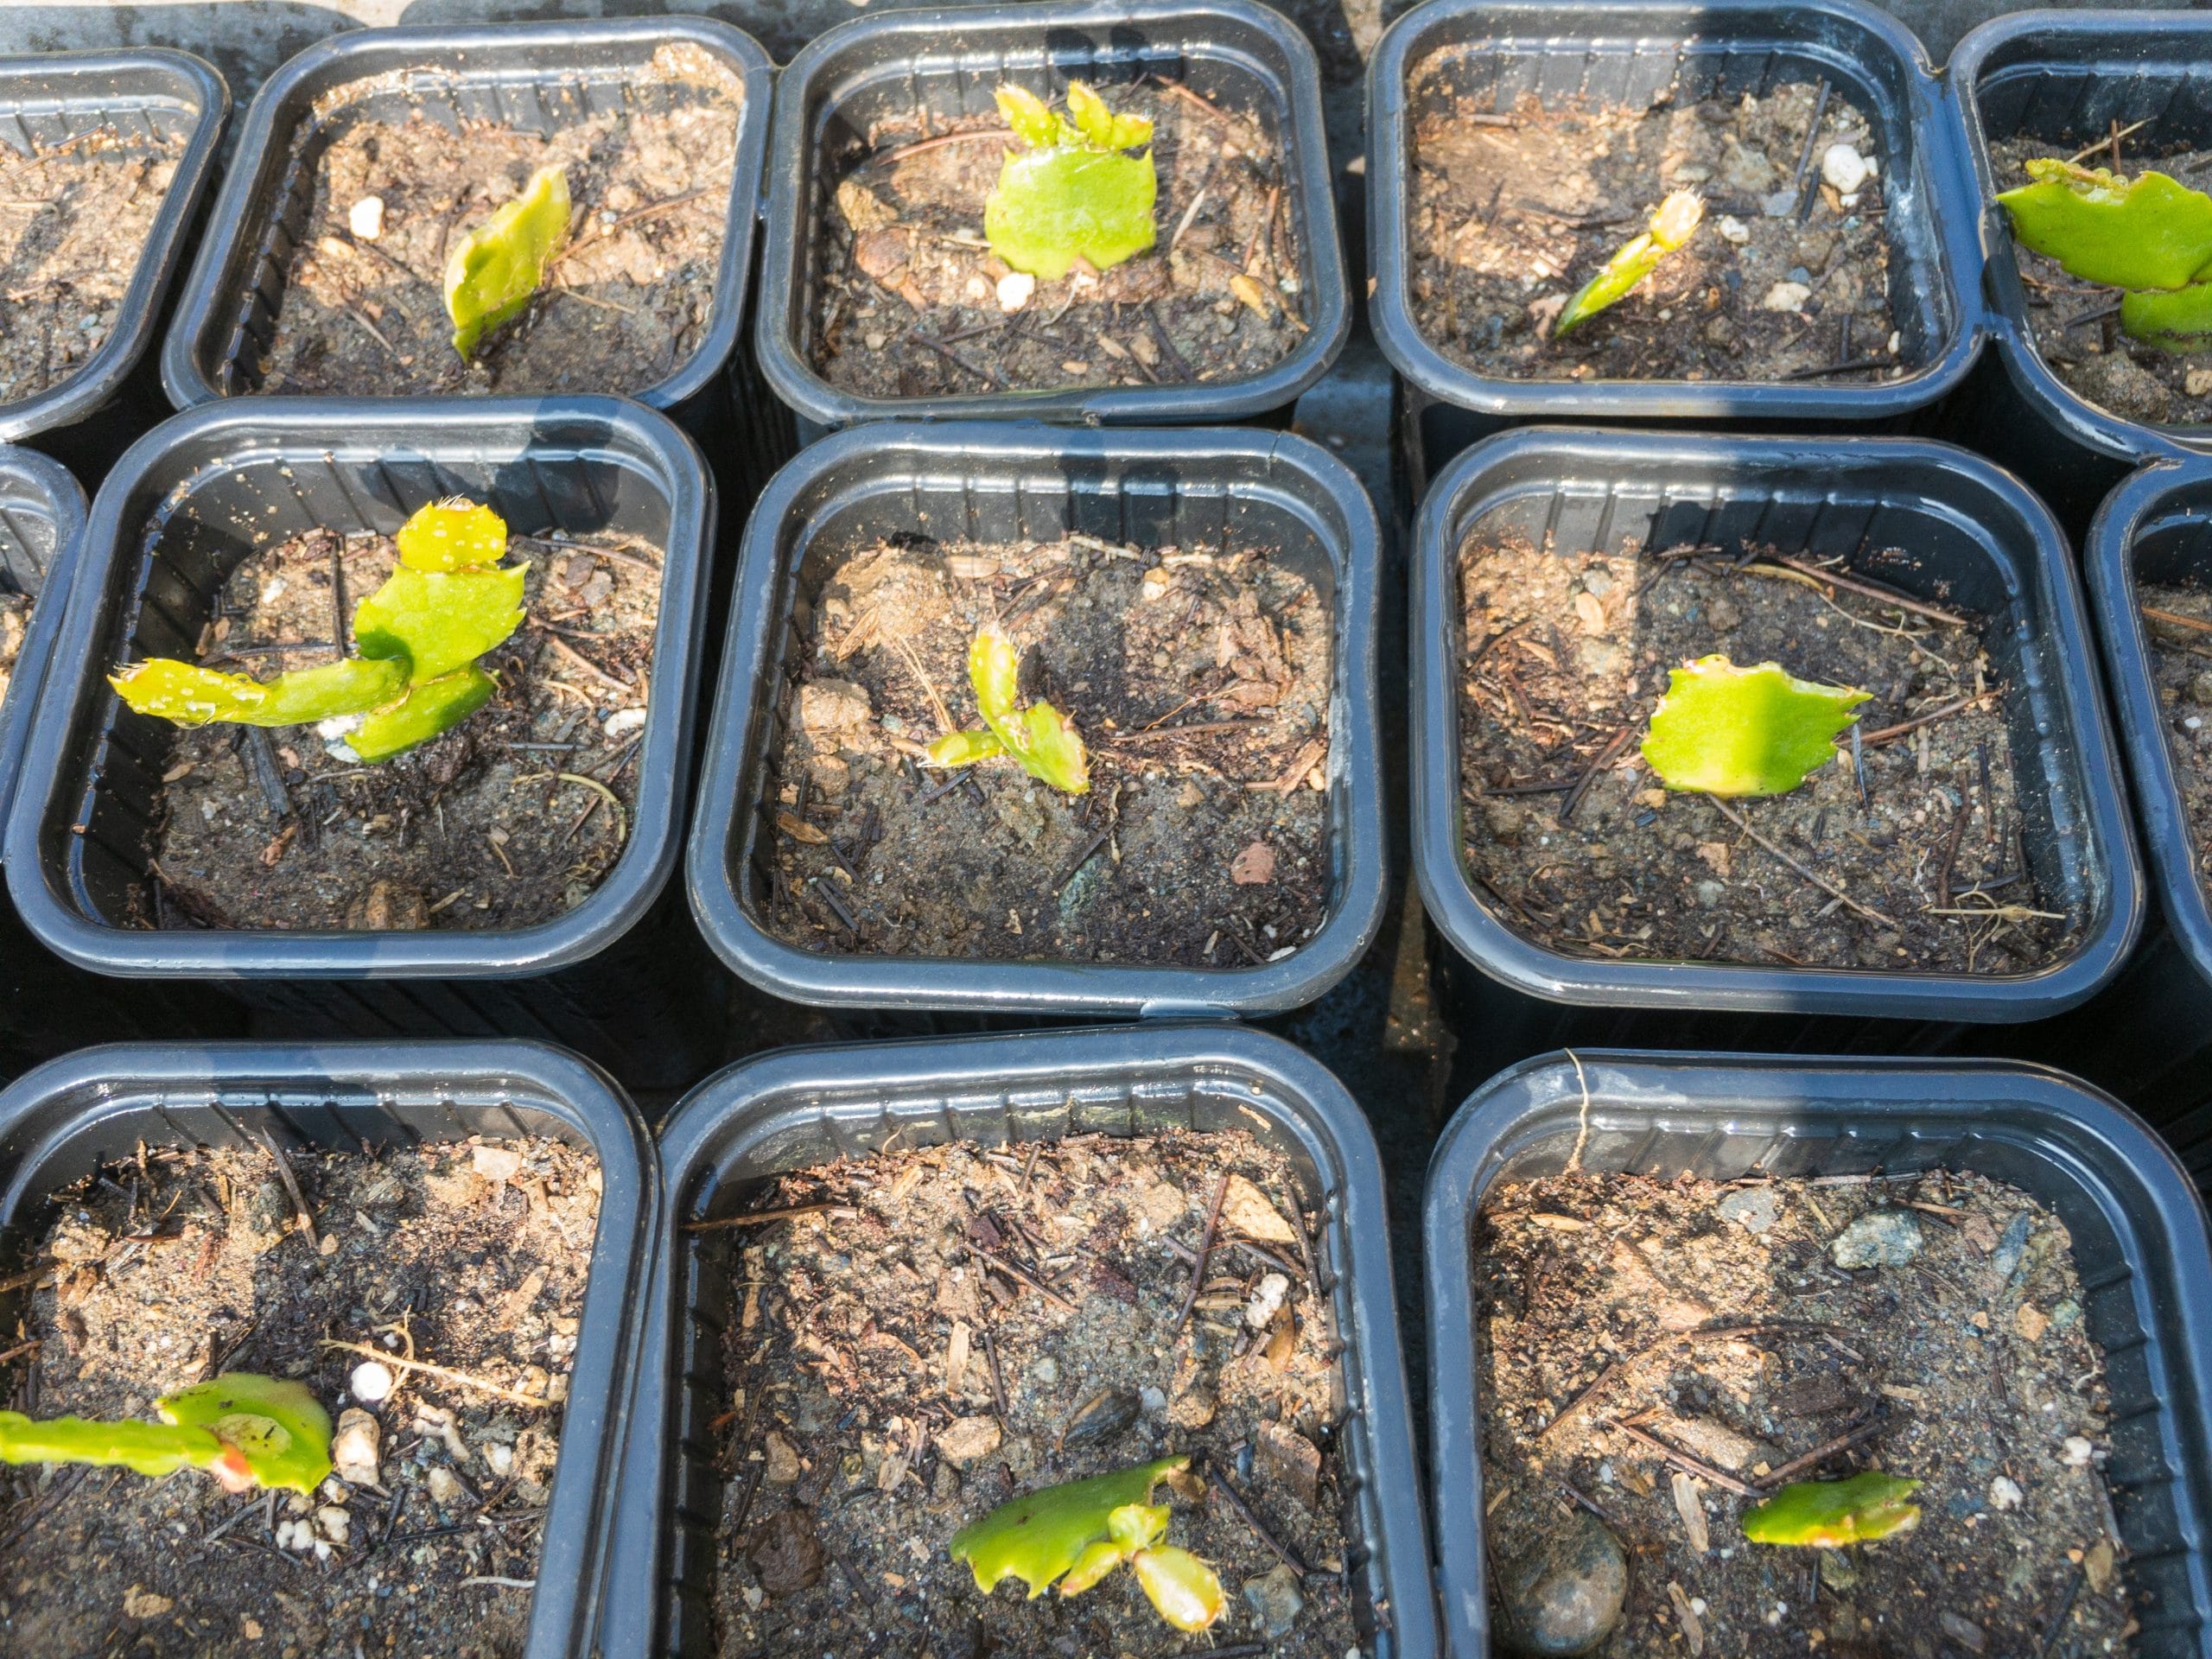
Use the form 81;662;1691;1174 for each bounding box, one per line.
1366;0;1980;423
686;419;1387;1016
597;1021;1438;1658
1422;1051;2212;1656
0;1038;657;1659
753;0;1348;428
1411;426;2143;1021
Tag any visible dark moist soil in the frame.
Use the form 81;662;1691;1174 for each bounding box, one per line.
1992;137;2212;428
0;133;183;404
1457;536;2080;974
0;1134;601;1659
2139;586;2212;900
810;80;1307;398
257;42;743;398
1477;1169;2133;1658
1408;80;1903;384
765;534;1332;966
141;523;659;933
712;1132;1362;1659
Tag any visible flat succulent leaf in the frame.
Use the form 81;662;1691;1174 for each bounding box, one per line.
1641;655;1869;797
445;164;570;360
1013;701;1090;794
1065;80;1153;151
2120;277;2212;351
0;1412;226;1480
343;666;496;763
958;626;1090;792
1997;159;2212;291
160;1375;333;1495
968;625;1023;732
1130;1547;1225;1631
1056;1539;1130;1598
950;1457;1188;1598
1108;1502;1168;1553
983;80;1157;282
1742;1472;1922;1548
927;728;1007;768
109;654;410;728
994;84;1065;149
353;564;525;684
397;498;509;572
1555;190;1704;338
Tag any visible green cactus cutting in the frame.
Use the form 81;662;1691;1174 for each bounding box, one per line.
1641;656;1870;797
1998;158;2212;351
1555;190;1705;338
0;1374;332;1495
983;81;1157;282
925;624;1090;794
1741;1471;1923;1548
445;164;571;360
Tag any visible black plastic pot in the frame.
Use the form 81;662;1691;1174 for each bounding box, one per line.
1411;426;2143;1023
686;419;1387;1016
1366;0;1981;429
0;446;85;837
0;49;227;482
753;0;1348;429
159;16;773;447
1423;1049;2212;1657
1946;12;2212;540
599;1021;1438;1657
0;1038;655;1659
1;397;724;1090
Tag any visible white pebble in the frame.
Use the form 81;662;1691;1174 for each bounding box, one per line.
1244;1270;1292;1331
1761;281;1812;314
996;271;1036;313
472;1142;523;1183
315;1503;351;1546
332;1407;382;1486
1989;1475;2024;1510
2061;1436;2094;1468
349;195;385;240
602;706;648;740
1716;215;1751;246
1821;143;1871;195
483;1440;515;1478
349;1360;394;1405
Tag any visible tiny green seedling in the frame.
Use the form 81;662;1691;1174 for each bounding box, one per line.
1641;655;1869;797
925;624;1090;794
111;497;527;764
0;1374;332;1495
1554;190;1705;339
446;164;571;360
949;1456;1224;1632
1999;158;2212;351
1741;1471;1922;1548
984;81;1157;282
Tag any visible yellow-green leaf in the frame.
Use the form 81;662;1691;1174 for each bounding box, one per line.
1056;1538;1130;1598
1014;700;1090;794
958;626;1089;794
968;626;1022;731
353;564;525;684
1997;158;2212;291
109;654;409;728
1065;80;1153;152
160;1375;333;1495
1641;655;1869;797
1741;1472;1922;1548
994;85;1063;150
950;1457;1188;1598
445;164;570;360
2121;277;2212;351
0;1412;225;1481
397;497;508;572
341;665;497;762
1130;1546;1224;1631
1555;190;1704;338
984;81;1156;281
927;728;1007;768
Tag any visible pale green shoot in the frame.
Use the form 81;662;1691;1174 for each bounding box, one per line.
0;1374;332;1494
1640;655;1869;797
983;81;1156;282
1555;190;1704;338
1741;1471;1922;1548
1998;158;2212;351
925;625;1090;794
445;164;571;360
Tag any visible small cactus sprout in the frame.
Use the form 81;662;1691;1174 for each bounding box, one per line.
0;1374;332;1495
925;624;1090;794
1554;190;1705;338
445;164;571;360
983;81;1157;282
1741;1471;1922;1548
1640;655;1870;797
1997;159;2212;352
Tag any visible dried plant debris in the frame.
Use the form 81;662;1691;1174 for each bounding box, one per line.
257;42;743;397
1476;1169;2131;1656
0;1135;601;1656
1407;79;1903;384
766;532;1331;965
809;79;1305;398
1993;135;2212;426
711;1132;1363;1659
2136;585;2212;904
140;520;658;932
1455;535;2078;973
0;593;30;707
0;130;184;404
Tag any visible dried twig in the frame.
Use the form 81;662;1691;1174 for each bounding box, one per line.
1757;552;1972;628
1603;1418;1765;1499
1207;1459;1309;1575
1758;1413;1897;1490
1173;1173;1231;1335
250;1125;317;1252
682;1204;857;1232
318;1338;551;1408
2142;605;2212;638
1706;794;1903;930
1858;692;1995;747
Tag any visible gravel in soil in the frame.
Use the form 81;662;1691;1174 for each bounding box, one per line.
1476;1169;2132;1658
711;1131;1363;1658
766;532;1332;966
810;79;1307;398
1407;80;1904;385
141;523;658;933
1456;535;2078;974
0;1134;601;1658
1991;137;2212;428
0;133;183;404
2137;586;2212;901
255;42;744;399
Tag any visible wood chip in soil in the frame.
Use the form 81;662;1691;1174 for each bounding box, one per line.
0;1135;601;1658
1456;535;2080;973
766;532;1331;965
1477;1169;2132;1657
712;1131;1361;1658
0;130;184;404
1407;77;1904;383
139;524;658;933
1991;136;2212;428
255;41;743;398
810;79;1306;397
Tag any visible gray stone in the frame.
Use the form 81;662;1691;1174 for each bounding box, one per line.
1831;1208;1923;1269
1243;1564;1305;1638
1762;189;1800;218
1495;1509;1627;1657
1991;1211;2034;1281
1717;1186;1781;1236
